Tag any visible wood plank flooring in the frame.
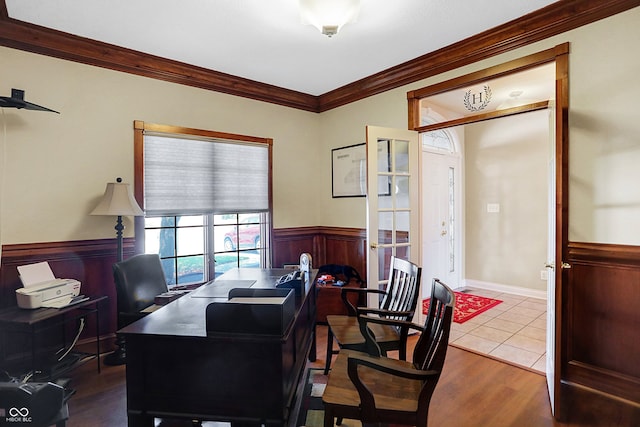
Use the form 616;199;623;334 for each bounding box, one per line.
62;325;636;426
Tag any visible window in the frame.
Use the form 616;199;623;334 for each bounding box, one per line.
421;128;455;153
134;122;273;286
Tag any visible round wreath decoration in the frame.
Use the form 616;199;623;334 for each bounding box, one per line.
463;85;492;112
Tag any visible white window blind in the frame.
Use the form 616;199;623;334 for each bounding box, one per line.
144;134;269;216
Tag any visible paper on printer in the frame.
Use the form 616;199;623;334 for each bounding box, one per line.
16;261;81;309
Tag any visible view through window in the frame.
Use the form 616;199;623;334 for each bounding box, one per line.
144;213;268;286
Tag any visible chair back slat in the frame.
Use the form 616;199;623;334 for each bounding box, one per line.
379;256;421;321
414;279;455;372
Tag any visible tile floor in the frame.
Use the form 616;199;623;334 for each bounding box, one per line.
449;287;547;373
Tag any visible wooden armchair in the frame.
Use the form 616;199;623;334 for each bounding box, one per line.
322;278;455;427
324;256;421;374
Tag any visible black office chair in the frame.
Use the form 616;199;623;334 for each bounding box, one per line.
104;253;168;366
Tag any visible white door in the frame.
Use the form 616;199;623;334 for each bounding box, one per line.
366;126;420;307
421;150;461;321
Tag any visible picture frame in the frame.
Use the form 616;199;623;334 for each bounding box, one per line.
331;142;392;198
376;140;392;197
332;143;366;198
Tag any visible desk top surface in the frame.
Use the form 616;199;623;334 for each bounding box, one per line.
119;268;315;339
0;295;108;326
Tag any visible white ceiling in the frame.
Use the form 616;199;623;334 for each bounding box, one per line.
6;0;560;96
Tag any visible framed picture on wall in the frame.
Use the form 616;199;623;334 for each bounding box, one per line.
376;140;391;196
332;143;366;198
331;142;392;198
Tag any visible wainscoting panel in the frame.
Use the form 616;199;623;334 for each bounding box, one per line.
565;242;640;404
0;238;134;314
272;227;322;268
0;227;367;350
0;238;135;369
318;227;367;278
272;226;367;277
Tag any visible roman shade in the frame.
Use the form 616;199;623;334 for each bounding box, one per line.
144;134;269;216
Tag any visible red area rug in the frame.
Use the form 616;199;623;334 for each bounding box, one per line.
422;292;503;324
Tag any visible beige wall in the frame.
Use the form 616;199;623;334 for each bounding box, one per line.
1;6;639;260
320;6;640;246
464;111;550;291
0;46;322;245
566;9;640;244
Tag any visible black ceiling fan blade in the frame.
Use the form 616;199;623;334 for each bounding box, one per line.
0;88;60;114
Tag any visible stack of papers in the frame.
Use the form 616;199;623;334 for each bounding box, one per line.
17;261;58;287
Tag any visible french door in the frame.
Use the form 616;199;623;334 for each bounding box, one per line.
365;126;420;308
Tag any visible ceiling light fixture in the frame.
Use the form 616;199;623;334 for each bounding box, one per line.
497;90;538;110
299;0;360;37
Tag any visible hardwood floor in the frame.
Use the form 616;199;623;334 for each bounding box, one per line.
63;326;636;426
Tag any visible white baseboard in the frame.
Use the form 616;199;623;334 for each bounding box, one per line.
462;279;548;300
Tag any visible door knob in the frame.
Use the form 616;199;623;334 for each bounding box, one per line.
561;262;572;269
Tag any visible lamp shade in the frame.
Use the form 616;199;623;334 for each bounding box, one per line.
90;180;143;216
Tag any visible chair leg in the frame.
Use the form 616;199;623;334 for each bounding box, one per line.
324;328;335;375
103;335;127;366
399;340;407;361
323;407;334;427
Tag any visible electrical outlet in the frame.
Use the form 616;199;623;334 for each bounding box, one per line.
487;203;500;213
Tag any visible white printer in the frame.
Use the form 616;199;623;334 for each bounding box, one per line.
16;262;82;309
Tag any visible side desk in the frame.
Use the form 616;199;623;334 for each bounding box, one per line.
0;296;107;379
315;278;365;324
120;268;316;427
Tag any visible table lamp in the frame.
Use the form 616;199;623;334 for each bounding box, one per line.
90;177;144;262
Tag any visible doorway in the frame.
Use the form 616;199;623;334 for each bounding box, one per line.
422;110;551;372
408;44;570;417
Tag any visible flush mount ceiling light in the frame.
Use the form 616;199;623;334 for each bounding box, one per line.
299;0;360;37
497;90;536;110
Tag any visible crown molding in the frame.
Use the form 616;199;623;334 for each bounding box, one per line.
0;1;319;112
318;0;640;111
1;0;638;113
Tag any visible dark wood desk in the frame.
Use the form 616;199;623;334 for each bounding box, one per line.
0;295;107;379
120;268;317;427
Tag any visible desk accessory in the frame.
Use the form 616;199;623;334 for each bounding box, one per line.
206;288;295;336
16;261;82;309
